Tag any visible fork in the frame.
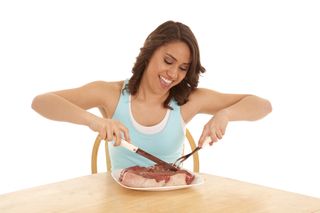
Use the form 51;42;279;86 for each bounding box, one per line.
173;137;211;169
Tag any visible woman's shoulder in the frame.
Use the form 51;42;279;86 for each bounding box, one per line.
186;88;209;104
89;80;124;89
86;80;125;117
180;88;215;123
87;80;124;91
83;80;125;103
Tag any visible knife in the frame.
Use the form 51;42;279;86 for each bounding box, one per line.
119;139;178;171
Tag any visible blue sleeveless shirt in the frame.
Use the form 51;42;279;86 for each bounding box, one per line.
109;81;185;171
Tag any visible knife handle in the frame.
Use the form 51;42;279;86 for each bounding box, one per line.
120;139;138;152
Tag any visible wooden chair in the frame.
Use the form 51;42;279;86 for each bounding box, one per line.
91;128;200;173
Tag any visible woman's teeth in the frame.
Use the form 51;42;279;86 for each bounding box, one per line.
160;76;172;85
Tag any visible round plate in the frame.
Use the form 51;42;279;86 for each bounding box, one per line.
111;169;204;191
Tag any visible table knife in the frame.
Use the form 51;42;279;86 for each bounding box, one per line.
119;139;178;171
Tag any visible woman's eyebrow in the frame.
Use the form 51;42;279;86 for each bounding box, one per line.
165;53;190;65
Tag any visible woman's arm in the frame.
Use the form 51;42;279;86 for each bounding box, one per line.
191;88;271;120
182;88;272;146
32;92;97;125
31;81;130;144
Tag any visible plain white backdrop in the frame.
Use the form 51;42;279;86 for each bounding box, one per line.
1;0;320;198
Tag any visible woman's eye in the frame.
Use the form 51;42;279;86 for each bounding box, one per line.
164;59;172;64
180;66;188;71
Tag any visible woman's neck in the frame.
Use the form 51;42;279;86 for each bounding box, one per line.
133;79;169;105
133;89;168;105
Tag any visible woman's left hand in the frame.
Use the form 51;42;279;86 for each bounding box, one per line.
198;110;229;147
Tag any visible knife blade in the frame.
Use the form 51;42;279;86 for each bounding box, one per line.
119;139;178;171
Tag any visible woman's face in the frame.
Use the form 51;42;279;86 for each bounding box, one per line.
143;41;191;95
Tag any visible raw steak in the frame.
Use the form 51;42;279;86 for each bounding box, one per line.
119;164;195;188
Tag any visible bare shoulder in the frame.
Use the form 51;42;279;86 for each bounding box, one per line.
83;80;123;91
83;80;124;117
100;80;124;104
181;88;211;123
53;80;125;117
73;80;124;102
187;88;225;104
181;87;249;122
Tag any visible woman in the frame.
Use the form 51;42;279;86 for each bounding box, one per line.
32;21;272;170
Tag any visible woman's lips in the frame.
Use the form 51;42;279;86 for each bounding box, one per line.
159;76;173;89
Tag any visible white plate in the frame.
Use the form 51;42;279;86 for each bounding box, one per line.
111;169;204;191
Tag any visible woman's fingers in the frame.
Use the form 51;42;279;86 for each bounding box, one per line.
91;118;130;145
113;124;130;146
108;122;130;146
104;126;112;141
199;113;229;146
119;125;130;142
93;118;130;146
199;131;212;147
215;129;223;140
98;131;106;141
199;128;224;147
209;131;218;144
113;130;121;146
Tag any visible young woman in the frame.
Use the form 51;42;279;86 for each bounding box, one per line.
32;21;272;170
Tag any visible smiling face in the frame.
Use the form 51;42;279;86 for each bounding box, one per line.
128;21;205;108
142;41;191;96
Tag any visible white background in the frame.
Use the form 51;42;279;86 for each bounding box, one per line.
1;0;320;198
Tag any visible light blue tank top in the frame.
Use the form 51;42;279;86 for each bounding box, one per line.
109;81;185;171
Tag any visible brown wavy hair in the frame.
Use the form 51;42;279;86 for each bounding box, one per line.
125;20;206;109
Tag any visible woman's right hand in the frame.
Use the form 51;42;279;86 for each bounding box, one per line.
88;117;130;146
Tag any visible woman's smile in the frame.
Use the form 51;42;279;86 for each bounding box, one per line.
159;75;173;89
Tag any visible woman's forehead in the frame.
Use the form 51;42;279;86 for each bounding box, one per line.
158;41;191;63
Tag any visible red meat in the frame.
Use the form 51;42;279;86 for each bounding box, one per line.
119;164;195;188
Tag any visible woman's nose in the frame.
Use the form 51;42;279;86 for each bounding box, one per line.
167;67;178;79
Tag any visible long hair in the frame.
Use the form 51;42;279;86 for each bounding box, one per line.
125;20;206;109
